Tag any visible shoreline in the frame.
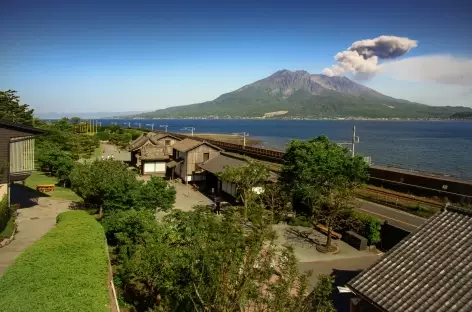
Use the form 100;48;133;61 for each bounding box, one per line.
115;117;472;122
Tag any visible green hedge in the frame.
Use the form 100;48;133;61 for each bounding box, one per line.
0;195;10;236
351;211;383;245
0;211;110;312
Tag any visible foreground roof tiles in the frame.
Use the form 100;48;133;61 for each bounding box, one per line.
347;205;472;312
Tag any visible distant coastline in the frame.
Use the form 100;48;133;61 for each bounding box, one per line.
111;116;472;121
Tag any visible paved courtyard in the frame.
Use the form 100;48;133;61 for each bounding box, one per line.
274;224;380;263
156;181;214;220
0;198;70;275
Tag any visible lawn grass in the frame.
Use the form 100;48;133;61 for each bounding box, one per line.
25;171;81;202
0;211;110;312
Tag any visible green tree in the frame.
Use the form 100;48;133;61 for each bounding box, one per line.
281;136;368;251
132;176;176;212
260;182;292;224
69;160;139;217
310;275;336;312
70;117;81;124
110;207;329;312
218;161;269;219
0;90;34;125
70;161;175;217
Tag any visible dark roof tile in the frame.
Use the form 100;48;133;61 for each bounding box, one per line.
347;206;472;312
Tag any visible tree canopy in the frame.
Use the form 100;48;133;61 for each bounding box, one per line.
104;207;334;312
0;90;34;125
69;160;175;217
218;161;270;219
281;136;369;250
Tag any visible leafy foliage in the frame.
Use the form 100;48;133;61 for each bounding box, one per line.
0;211;109;312
260;182;292;223
106;207;331;312
95;131;111;141
0;90;34;125
351;211;382;245
0;194;12;238
281;136;369;248
218;161;269;218
309;275;336;312
132;176;176;212
70;161;175;216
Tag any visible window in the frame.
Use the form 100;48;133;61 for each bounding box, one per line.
203;152;210;161
165;139;171;146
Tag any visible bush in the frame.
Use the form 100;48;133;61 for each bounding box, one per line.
95;131;110;141
351;211;382;245
287;214;313;227
0;195;11;236
0;211;109;312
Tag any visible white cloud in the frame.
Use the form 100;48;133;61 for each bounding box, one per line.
382;55;472;87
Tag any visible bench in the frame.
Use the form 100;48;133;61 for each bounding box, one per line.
37;184;55;193
316;224;342;240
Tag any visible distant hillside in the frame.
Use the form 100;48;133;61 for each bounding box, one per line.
131;70;472;119
450;112;472;119
36;111;147;119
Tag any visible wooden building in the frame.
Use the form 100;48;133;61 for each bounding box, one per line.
199;152;278;201
170;138;222;183
138;145;169;175
0;120;46;203
127;132;181;168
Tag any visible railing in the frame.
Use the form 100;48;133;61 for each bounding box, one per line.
10;136;35;173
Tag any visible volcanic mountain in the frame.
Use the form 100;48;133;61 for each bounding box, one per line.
131;70;471;118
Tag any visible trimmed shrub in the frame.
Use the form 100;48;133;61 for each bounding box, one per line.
351;211;382;245
0;211;110;312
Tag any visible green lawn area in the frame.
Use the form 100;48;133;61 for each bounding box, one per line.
0;211;110;312
25;171;81;202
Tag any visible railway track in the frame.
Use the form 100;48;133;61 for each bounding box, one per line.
362;186;444;209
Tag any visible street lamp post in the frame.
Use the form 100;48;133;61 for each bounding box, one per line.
181;127;195;136
233;132;249;147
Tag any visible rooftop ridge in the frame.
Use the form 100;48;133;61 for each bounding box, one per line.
445;205;472;215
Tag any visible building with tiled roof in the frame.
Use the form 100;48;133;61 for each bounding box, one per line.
347;205;472;312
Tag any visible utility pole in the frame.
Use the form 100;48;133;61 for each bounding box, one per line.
160;125;168;133
233;132;249;147
337;125;359;157
146;124;154;131
352;126;359;157
181;127;195;136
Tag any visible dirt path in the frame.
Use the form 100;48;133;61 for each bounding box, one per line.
0;198;71;276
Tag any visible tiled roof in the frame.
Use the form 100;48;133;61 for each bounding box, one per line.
199;154;247;174
347;205;472;312
139;145;169;161
172;138;222;153
127;132;181;151
200;153;278;182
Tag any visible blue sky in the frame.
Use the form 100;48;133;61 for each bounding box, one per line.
1;0;471;113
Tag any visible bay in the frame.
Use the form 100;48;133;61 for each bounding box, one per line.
96;119;472;180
